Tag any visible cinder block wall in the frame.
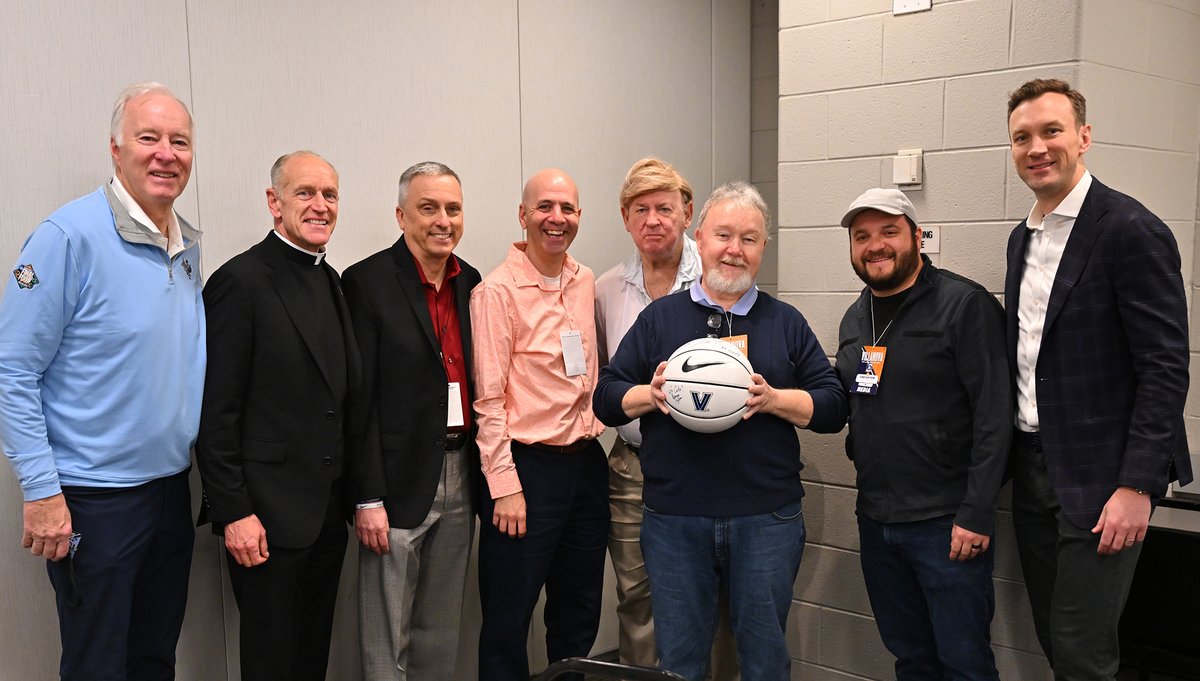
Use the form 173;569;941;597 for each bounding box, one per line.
753;0;780;295
775;1;1200;679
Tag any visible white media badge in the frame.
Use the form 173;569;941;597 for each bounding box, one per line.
447;382;465;427
561;330;587;377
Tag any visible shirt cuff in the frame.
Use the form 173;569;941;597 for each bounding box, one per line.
485;468;523;499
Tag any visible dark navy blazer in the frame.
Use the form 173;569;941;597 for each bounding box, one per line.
1005;177;1193;529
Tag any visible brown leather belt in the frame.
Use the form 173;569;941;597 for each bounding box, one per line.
521;439;592;455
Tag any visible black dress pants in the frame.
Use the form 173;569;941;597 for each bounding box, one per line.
1011;438;1142;680
226;489;347;681
477;440;609;681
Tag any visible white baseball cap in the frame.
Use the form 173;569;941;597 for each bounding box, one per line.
840;188;919;229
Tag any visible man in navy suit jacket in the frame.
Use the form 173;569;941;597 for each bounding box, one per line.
1004;78;1193;680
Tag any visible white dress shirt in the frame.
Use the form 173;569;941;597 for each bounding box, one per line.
1015;171;1093;431
594;236;700;447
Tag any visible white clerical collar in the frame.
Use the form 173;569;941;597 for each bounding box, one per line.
273;230;327;264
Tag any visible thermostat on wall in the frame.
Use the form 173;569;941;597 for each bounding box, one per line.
893;148;923;186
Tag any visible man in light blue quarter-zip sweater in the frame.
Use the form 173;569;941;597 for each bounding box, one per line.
0;82;204;681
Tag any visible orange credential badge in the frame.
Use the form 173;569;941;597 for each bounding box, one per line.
720;334;748;358
853;345;886;395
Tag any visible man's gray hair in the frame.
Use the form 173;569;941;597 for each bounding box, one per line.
696;180;772;237
270;150;335;192
398;161;460;206
110;82;192;147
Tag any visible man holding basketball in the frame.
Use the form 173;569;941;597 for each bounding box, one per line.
834;188;1010;681
595;181;846;681
593;157;739;678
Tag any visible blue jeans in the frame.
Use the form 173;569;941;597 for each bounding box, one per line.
641;499;806;681
857;514;998;681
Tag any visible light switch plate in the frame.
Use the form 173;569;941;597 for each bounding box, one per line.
894;0;932;15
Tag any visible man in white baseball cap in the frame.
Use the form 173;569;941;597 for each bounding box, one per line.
834;187;1011;681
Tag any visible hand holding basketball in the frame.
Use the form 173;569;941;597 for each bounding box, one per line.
744;373;774;418
649;361;669;414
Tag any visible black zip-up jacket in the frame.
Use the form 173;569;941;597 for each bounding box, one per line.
835;255;1011;535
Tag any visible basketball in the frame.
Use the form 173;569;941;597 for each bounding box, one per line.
661;337;754;434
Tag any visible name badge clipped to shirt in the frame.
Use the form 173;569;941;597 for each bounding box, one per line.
447;382;465;428
854;345;886;395
561;330;587;377
721;334;749;358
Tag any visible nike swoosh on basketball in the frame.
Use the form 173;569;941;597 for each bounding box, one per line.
681;357;723;372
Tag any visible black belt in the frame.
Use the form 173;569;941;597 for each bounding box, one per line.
1015;429;1042;452
521;439;592;455
445;432;468;450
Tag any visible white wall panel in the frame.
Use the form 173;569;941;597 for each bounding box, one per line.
516;0;722;279
185;0;523;278
714;0;753;187
0;1;196;281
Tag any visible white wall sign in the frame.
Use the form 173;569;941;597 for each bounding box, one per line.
921;225;940;254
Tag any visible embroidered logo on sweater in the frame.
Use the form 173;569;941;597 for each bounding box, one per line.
182;259;193;280
13;264;39;289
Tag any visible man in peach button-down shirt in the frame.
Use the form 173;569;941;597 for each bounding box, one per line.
470;168;607;681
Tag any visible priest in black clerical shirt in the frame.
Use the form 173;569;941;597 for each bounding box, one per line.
196;150;360;681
